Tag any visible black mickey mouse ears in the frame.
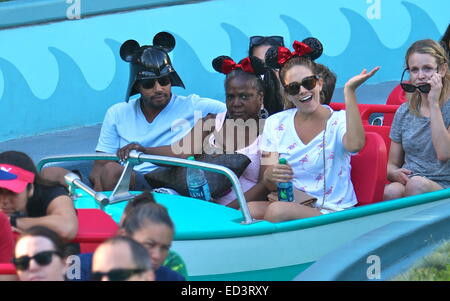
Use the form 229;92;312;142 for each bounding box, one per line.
120;31;176;62
153;31;176;53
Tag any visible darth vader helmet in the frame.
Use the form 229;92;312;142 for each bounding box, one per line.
120;32;185;102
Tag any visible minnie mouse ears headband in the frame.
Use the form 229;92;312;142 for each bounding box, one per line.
212;55;267;76
120;32;176;62
265;37;323;69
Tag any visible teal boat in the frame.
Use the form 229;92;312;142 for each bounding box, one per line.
36;151;450;281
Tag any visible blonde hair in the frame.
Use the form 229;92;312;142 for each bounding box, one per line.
405;39;450;116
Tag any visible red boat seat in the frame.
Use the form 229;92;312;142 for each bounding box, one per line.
383;84;407;126
363;124;392;154
329;102;399;126
351;132;388;206
74;209;119;253
11;209;118;254
0;263;16;276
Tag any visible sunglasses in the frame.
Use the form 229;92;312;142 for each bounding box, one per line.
283;75;320;96
399;68;434;94
249;36;284;49
13;250;61;271
139;76;171;90
91;268;147;281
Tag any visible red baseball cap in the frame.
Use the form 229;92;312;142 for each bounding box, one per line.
0;164;35;194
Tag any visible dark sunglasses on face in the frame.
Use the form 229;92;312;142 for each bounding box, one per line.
284;75;320;96
249;36;284;49
91;268;147;281
13;250;61;271
139;76;171;90
399;68;435;94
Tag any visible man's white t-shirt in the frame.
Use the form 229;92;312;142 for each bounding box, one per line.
260;106;357;210
96;94;226;173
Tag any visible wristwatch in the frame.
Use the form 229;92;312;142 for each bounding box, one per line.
9;214;18;228
9;212;24;228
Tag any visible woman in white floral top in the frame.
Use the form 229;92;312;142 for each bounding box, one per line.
248;38;379;222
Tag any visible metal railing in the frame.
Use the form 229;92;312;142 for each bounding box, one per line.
37;151;257;224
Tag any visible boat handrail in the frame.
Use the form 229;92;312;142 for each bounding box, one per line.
37;151;257;225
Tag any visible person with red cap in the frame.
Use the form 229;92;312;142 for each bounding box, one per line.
0;211;14;263
0;151;78;241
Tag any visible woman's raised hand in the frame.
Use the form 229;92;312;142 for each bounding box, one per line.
427;72;444;105
345;66;381;92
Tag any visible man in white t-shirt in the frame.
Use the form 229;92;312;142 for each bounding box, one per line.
90;32;226;191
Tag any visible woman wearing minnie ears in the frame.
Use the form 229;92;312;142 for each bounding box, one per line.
248;35;285;115
247;38;380;222
118;56;277;208
383;39;450;201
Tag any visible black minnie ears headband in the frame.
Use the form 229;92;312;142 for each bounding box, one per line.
119;31;176;62
265;37;323;69
212;55;267;76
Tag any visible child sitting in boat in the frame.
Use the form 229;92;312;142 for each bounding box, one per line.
247;37;379;222
383;39;450;200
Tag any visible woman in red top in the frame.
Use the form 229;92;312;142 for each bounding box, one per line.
0;211;14;263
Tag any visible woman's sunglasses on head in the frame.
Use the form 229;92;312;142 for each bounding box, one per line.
139;76;171;90
91;268;147;281
284;75;320;96
249;36;284;49
13;250;61;271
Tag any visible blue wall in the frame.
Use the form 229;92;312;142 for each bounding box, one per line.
0;0;448;141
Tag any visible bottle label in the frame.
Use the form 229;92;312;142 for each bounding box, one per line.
189;184;211;201
278;184;294;202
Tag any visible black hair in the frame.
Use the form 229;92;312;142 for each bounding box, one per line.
315;63;337;105
213;56;283;116
101;236;152;270
440;23;450;59
248;36;285;57
123;191;156;219
122;201;174;236
0;150;66;213
19;226;68;257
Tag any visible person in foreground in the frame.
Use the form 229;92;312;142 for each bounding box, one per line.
0;151;77;241
92;236;154;281
384;39;450;200
248;37;380;222
13;226;68;281
0;211;14;263
76;192;185;281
